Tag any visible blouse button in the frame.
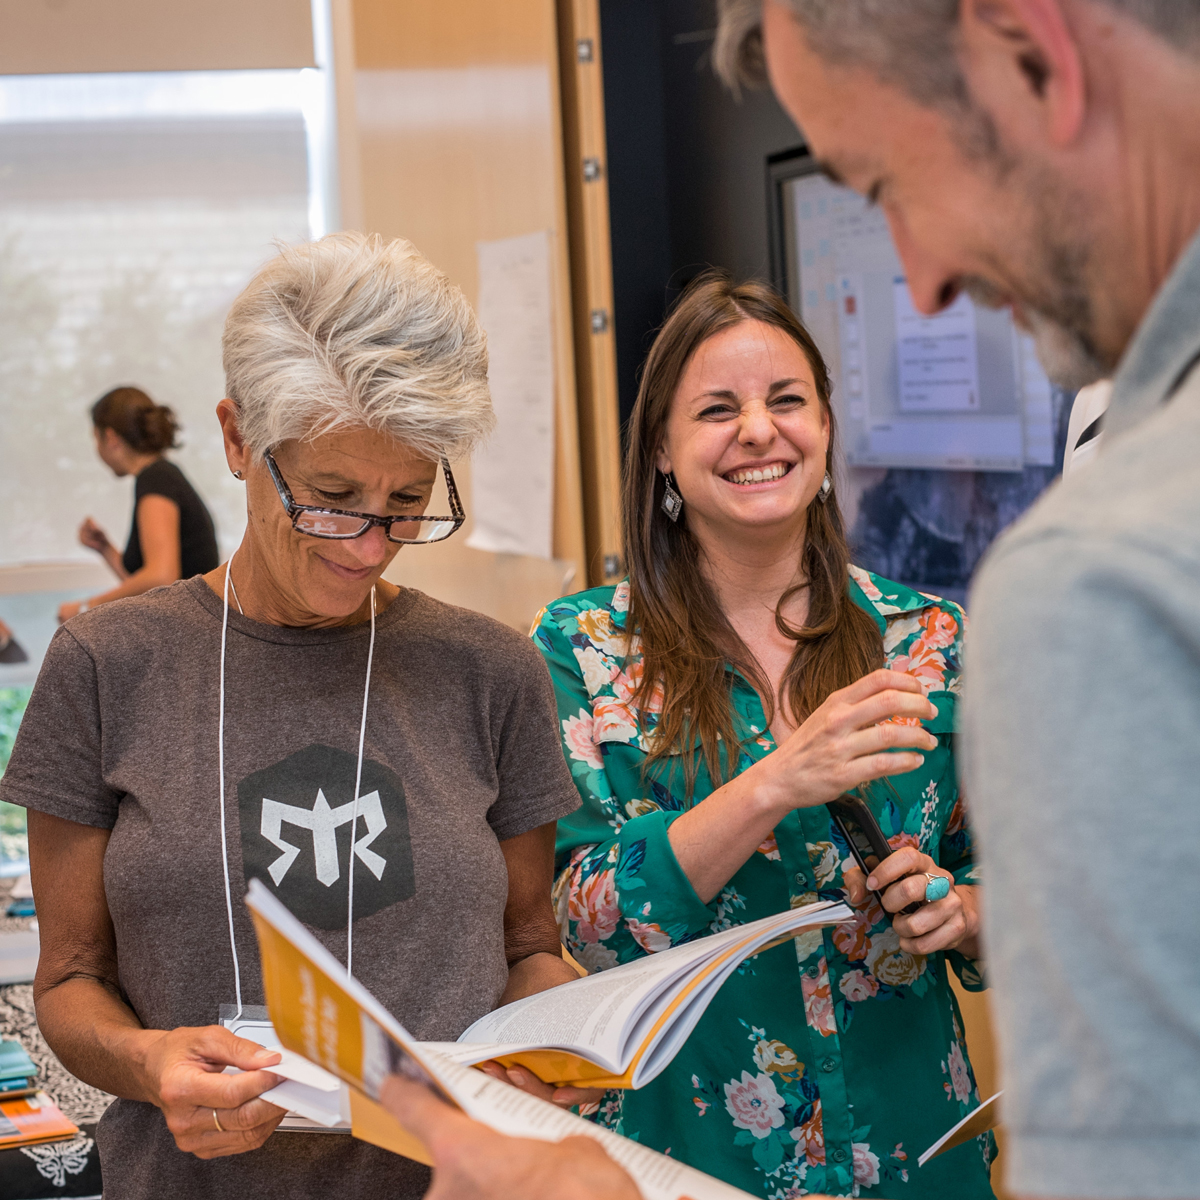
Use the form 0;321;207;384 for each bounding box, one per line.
804;965;819;980
832;1148;849;1164
793;872;806;886
821;1056;838;1073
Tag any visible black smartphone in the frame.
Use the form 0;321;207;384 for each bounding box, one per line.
826;794;920;916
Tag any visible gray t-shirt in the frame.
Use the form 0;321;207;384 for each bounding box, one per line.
0;576;580;1199
963;228;1200;1198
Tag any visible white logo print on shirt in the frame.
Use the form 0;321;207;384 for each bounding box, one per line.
260;788;388;887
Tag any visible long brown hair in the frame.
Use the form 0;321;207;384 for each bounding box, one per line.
624;273;883;795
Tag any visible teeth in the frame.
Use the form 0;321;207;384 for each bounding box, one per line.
727;463;789;485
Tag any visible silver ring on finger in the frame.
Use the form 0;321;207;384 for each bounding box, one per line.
923;872;951;903
213;1109;225;1134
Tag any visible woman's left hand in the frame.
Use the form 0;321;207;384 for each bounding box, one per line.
475;1062;607;1114
844;845;981;958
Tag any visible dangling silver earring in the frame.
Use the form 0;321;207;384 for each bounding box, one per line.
660;471;683;522
816;472;832;503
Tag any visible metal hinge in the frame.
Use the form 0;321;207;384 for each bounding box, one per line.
589;308;610;334
576;38;594;63
582;157;603;182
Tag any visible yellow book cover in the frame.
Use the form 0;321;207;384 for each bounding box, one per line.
245;879;770;1200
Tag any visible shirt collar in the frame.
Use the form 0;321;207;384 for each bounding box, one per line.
846;565;942;635
1107;224;1200;440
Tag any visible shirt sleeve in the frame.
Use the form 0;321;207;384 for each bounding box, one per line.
484;630;582;842
531;603;718;970
964;528;1200;1197
0;626;121;829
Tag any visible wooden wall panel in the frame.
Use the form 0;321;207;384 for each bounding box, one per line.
352;0;587;629
556;0;623;586
0;0;314;74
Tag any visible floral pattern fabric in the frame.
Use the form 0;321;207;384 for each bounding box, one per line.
533;568;995;1198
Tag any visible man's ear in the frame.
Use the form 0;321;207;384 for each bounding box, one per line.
961;0;1086;147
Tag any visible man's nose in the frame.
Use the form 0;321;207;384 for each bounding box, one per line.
887;211;960;316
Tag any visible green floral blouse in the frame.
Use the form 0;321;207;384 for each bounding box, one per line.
532;568;996;1199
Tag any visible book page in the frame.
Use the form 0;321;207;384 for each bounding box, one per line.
918;1091;1001;1166
458;903;846;1073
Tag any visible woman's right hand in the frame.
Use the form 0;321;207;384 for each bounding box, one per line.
78;517;109;552
137;1025;286;1159
756;669;938;816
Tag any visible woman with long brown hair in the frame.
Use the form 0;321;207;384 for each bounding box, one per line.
533;275;994;1198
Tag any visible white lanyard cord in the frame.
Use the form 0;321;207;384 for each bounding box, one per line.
346;585;377;978
219;557;376;1005
219;556;245;1019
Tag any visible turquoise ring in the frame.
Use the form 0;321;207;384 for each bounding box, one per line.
924;873;951;903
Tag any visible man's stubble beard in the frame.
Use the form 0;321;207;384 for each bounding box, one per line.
960;150;1110;390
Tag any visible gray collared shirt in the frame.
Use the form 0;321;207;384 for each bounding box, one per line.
963;227;1200;1199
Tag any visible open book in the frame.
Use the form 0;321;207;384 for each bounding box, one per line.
245;880;848;1200
423;900;851;1089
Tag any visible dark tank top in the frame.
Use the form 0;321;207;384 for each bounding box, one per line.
122;459;219;578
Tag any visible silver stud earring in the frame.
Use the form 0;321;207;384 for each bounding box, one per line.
232;469;243;480
660;471;683;522
817;472;832;503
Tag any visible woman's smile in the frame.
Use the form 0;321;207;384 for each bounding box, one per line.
316;554;376;582
721;459;794;487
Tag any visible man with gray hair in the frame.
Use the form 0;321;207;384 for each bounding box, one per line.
714;1;1200;1198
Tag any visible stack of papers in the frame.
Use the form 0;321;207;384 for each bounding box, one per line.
0;1093;78;1150
0;1039;38;1101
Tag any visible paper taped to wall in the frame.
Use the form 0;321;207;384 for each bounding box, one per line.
467;230;556;560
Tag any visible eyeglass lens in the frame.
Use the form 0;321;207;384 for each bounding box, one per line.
292;510;457;544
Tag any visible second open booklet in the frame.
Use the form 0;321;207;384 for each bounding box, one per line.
423;898;851;1088
245;881;850;1200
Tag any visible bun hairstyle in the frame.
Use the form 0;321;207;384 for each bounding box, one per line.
91;386;180;454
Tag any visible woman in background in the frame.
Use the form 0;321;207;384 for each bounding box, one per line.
534;275;993;1198
57;387;219;622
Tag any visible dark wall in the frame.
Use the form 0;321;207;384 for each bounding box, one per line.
600;0;802;428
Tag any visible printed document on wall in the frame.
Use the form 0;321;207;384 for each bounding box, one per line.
467;231;555;559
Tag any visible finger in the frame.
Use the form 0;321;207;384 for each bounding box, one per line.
842;865;868;906
549;1085;607;1109
843;688;939;730
191;1114;286;1159
474;1061;509;1084
212;1096;288;1131
842;722;938;758
843;751;926;788
184;1028;283;1073
897;907;966;955
380;1075;471;1149
864;846;927;890
877;873;932;915
893;893;961;940
170;1066;284;1112
836;669;927;706
504;1068;558;1102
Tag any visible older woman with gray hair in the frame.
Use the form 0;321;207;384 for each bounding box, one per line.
0;232;584;1198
